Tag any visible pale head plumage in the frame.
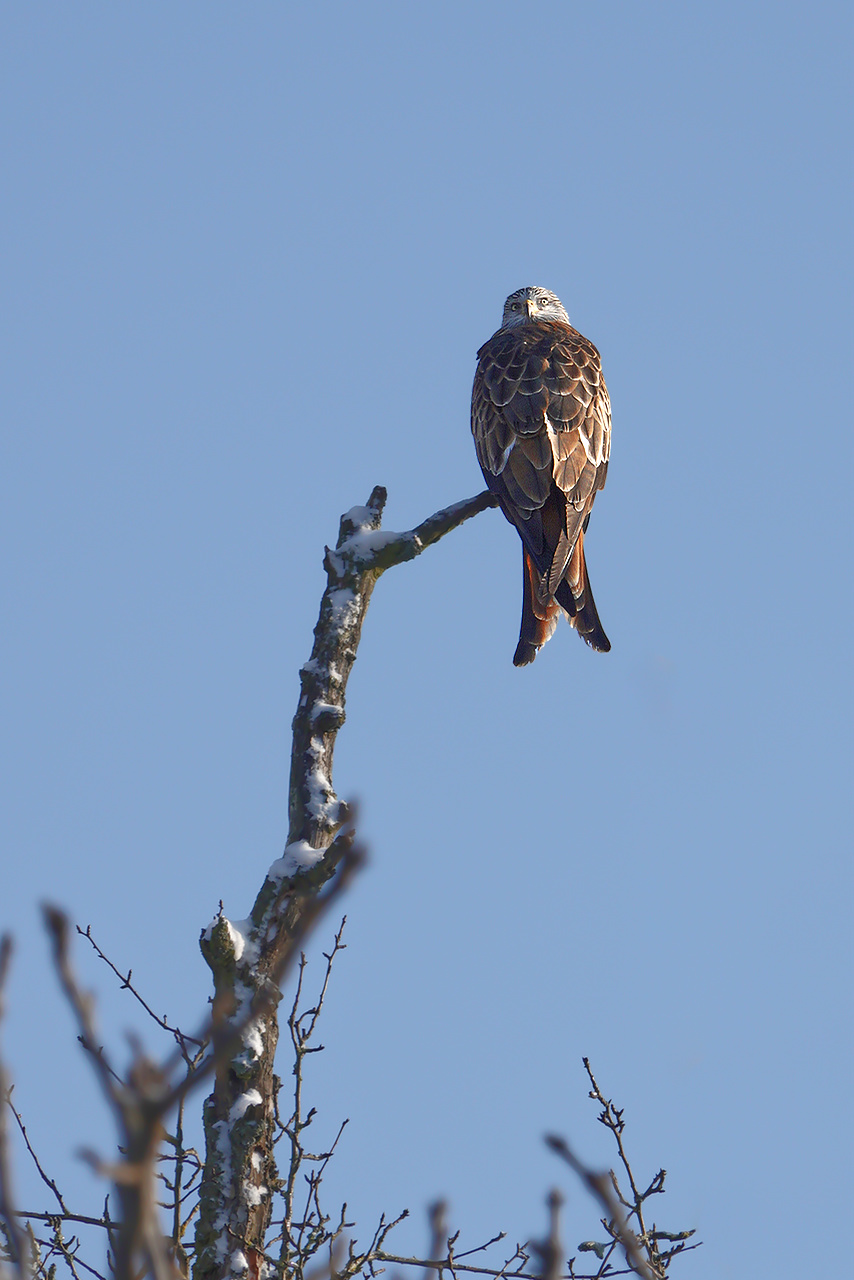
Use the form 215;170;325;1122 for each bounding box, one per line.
501;286;569;328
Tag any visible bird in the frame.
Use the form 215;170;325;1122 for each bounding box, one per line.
471;285;611;666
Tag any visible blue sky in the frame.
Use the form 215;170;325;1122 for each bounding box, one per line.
1;4;851;1278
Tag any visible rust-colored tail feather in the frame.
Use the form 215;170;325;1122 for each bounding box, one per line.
514;534;610;665
513;549;560;666
554;530;610;652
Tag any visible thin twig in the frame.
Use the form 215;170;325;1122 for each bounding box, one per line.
77;925;205;1059
6;1093;69;1215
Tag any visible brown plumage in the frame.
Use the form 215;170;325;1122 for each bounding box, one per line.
471;286;611;665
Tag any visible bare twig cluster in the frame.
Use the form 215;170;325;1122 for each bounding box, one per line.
0;866;360;1280
2;906;698;1280
546;1059;699;1279
0;917;211;1280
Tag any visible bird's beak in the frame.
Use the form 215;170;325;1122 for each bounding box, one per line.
525;298;537;319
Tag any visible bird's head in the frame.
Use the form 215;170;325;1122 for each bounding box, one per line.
501;286;569;328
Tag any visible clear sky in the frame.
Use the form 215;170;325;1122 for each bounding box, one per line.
1;4;851;1278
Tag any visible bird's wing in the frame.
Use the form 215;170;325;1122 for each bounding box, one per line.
472;321;610;605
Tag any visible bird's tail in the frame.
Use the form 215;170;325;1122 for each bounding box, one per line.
555;529;611;652
513;549;560;666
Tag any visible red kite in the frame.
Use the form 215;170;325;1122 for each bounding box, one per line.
472;286;611;665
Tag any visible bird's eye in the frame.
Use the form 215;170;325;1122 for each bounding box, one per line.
510;301;521;310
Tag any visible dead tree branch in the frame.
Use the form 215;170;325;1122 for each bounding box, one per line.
193;488;497;1280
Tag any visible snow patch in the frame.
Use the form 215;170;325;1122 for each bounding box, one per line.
213;1117;230;1161
241;1018;264;1059
229;1089;262;1123
342;504;375;529
228;918;260;967
310;700;342;723
268;840;326;880
339;528;403;561
327;586;358;624
225;920;246;962
306;752;335;820
301;657;342;684
200;916;259;968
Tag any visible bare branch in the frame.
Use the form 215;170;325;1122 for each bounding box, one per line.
42;907;180;1280
193;488;498;1280
0;933;32;1280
